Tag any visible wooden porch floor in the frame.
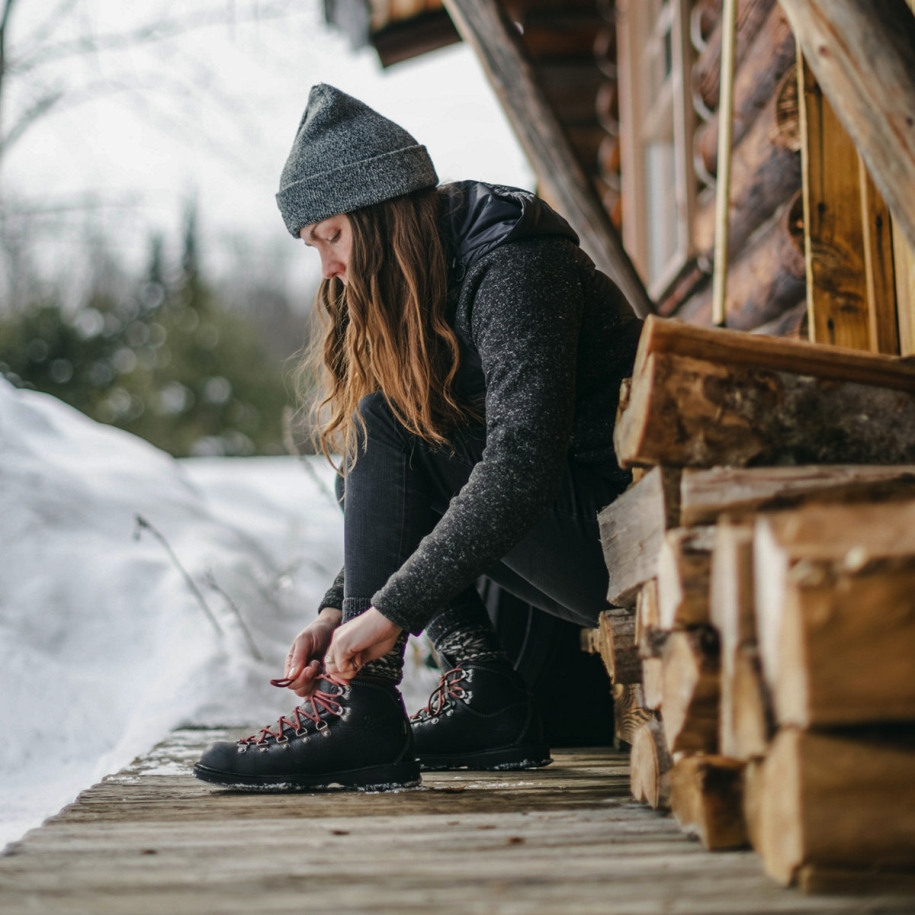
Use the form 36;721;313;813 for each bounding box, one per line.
1;730;911;914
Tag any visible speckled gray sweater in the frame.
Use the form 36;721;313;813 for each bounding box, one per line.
320;182;643;634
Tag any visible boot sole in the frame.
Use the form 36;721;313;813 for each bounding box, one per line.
193;760;421;793
418;745;552;771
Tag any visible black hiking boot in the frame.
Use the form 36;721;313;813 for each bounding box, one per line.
411;660;552;771
194;674;421;792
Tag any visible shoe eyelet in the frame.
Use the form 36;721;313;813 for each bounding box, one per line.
294;728;307;737
257;743;270;753
316;720;329;733
432;717;439;724
301;735;310;743
275;735;289;744
237;745;248;754
446;710;454;716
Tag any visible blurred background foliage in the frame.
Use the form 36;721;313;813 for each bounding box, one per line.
0;201;312;457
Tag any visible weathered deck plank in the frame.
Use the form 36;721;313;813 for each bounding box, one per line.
1;729;911;914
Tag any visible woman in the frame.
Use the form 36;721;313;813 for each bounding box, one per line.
194;84;642;791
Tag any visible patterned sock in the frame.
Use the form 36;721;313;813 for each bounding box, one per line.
425;594;507;670
342;598;407;683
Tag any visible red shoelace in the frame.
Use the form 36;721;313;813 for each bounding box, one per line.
238;674;349;747
414;668;468;719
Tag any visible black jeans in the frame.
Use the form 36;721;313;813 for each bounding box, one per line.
339;392;628;630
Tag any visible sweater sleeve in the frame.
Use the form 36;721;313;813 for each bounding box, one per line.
370;238;583;634
320;567;345;612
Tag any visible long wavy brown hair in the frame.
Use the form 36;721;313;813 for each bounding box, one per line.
301;187;478;469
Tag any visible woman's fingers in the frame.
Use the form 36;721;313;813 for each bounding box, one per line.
325;608;402;680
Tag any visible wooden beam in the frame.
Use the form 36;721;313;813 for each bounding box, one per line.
442;0;653;318
859;155;900;355
894;218;915;356
680;464;915;526
614;349;915;469
797;53;871;350
778;0;915;257
627;315;915;391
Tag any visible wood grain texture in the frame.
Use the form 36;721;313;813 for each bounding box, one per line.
598;609;641;685
776;564;915;727
798;54;871;350
894;218;915;357
754;499;915;692
615;349;915;469
669;755;749;851
859;155;900;355
629;715;672;810
681;464;915;526
759;728;915;887
661;627;721;754
2;731;913;911
442;0;653;317
628;314;915;391
778;0;915;256
657;526;715;630
598;466;681;606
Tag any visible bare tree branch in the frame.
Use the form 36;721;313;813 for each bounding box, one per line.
9;1;302;75
0;87;62;153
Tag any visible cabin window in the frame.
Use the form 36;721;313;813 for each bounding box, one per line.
617;0;697;300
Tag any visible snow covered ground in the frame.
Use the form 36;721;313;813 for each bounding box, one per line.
0;380;439;850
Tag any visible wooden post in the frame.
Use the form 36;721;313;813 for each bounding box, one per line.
797;53;870;350
894;220;915;357
859;155;900;355
711;0;737;327
442;0;654;318
778;0;915;256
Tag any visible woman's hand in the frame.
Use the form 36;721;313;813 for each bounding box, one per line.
280;607;342;697
325;607;402;680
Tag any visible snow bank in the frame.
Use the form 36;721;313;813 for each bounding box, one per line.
0;380;438;850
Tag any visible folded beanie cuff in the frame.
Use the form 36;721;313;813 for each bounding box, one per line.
276;144;438;237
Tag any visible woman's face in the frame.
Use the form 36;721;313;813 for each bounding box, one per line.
300;214;353;285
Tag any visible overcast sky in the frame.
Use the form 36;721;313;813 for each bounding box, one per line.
2;0;533;303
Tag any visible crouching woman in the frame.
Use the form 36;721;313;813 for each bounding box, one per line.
195;84;643;791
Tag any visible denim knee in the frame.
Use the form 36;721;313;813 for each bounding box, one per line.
355;391;409;451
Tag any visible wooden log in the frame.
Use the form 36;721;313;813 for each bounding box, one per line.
564;125;607;170
615;348;915;469
597;466;681;607
742;756;766;852
709;517;756;651
680;464;915;526
642;657;664;711
693;67;801;261
778;0;915;256
612;682;652;750
798;865;915;896
626;313;915;390
692;0;776;114
759;728;915;886
596;609;641;685
668;755;749;851
715;191;806;331
776;563;915;728
754;500;915;701
728;645;772;759
629;716;672;810
538;61;605;125
798;55;871;351
661;627;720;754
518;13;604;62
442;0;654;318
694;4;796;177
657;526;715;629
635;579;660;655
750;299;807;339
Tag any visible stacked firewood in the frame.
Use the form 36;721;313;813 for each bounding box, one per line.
588;316;915;893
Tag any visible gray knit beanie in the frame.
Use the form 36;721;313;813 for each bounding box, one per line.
276;84;439;237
